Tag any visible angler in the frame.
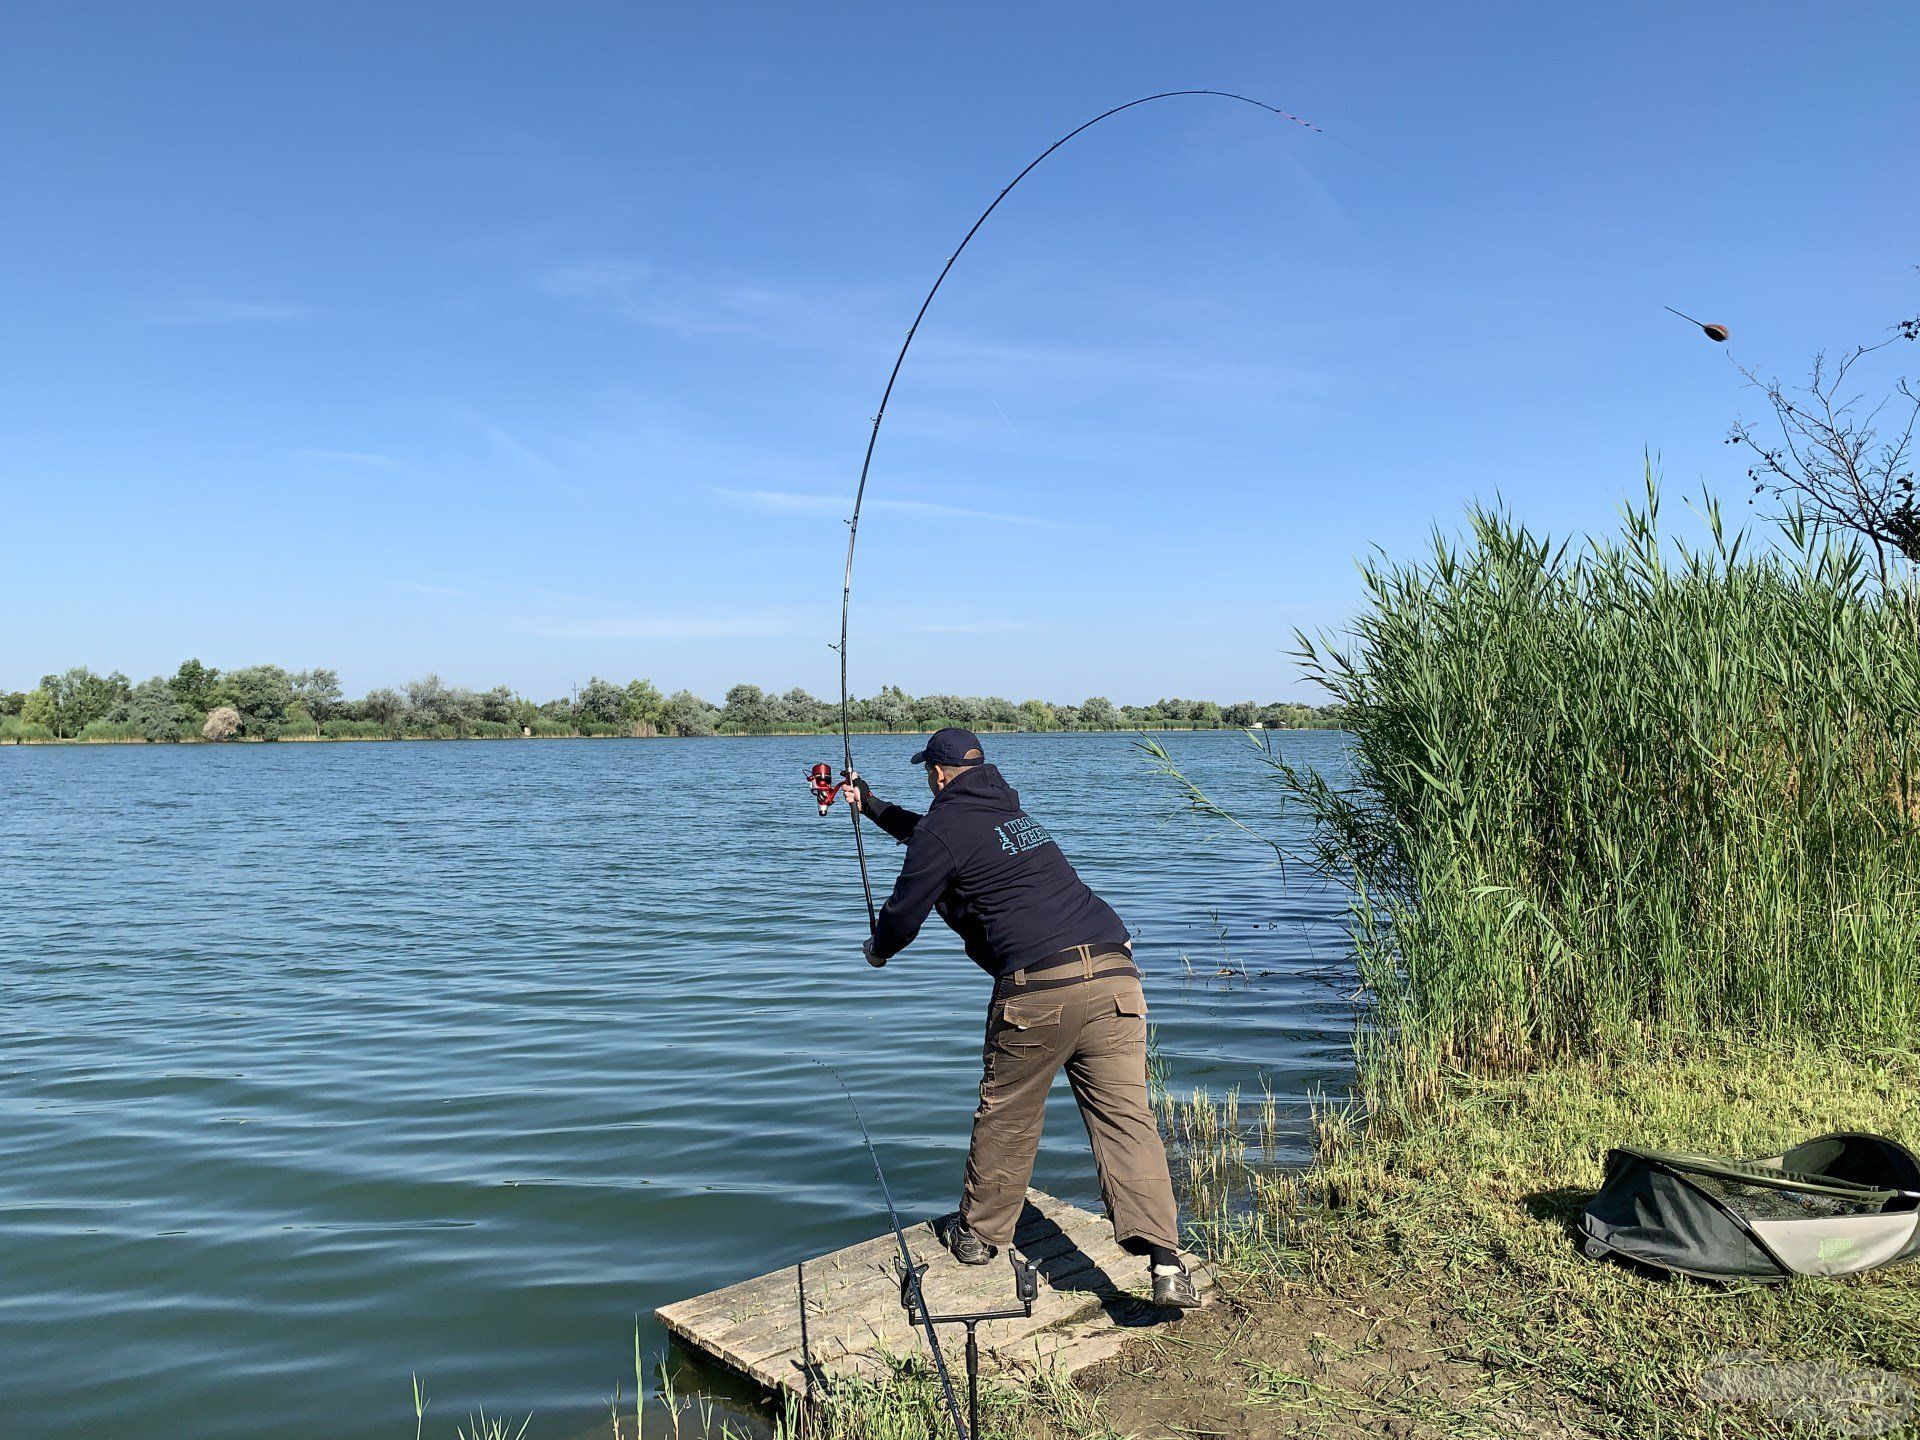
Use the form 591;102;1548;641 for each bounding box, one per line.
839;726;1200;1311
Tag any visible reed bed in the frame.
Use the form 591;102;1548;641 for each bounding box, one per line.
1276;487;1920;1093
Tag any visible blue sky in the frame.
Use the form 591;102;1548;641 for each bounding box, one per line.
2;3;1914;704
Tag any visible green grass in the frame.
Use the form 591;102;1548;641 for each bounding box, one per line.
1209;1042;1920;1440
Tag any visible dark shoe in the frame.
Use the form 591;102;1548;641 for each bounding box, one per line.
1151;1264;1202;1310
934;1212;996;1266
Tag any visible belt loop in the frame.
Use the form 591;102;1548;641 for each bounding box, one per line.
1013;968;1026;988
1081;945;1092;979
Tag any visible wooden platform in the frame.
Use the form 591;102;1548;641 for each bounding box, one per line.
656;1190;1211;1399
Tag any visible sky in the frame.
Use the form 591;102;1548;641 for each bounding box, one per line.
1;2;1914;705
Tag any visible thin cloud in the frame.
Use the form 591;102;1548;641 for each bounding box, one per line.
710;486;1050;527
151;300;313;325
478;422;558;475
405;582;466;597
538;257;650;304
290;449;402;472
536;256;878;342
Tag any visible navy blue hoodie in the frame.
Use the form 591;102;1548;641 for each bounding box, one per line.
862;763;1129;975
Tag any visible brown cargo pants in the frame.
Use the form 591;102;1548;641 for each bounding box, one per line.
960;945;1181;1252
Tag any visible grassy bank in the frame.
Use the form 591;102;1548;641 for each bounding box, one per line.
731;1044;1918;1440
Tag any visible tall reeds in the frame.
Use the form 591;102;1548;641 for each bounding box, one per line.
1283;483;1920;1086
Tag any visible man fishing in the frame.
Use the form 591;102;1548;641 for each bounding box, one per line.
841;727;1200;1310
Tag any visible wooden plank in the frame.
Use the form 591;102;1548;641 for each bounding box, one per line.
657;1189;1213;1398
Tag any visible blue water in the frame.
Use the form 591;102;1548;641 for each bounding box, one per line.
0;730;1353;1439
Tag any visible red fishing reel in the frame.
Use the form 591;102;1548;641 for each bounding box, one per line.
808;762;846;816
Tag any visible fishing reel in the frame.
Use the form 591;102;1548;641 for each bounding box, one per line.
807;762;846;815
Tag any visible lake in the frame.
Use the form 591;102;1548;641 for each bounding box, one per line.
0;730;1354;1439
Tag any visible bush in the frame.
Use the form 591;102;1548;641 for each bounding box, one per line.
468;720;515;739
76;719;144;741
0;716;55;742
527;717;574;737
321;719;387;740
202;706;242;742
574;720;626;737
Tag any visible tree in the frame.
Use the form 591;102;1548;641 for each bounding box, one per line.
1019;698;1055;732
34;667;131;737
361;687;406;726
662;689;718;737
405;674;480;732
116;676;189;741
772;687;829;730
479;686;518;725
622;679;665;733
289;668;343;722
21;689;56;731
0;692;24;717
1222;701;1260;728
202;705;241;741
574;676;626;726
1077;696;1119;729
721;683;773;731
1732;280;1919;579
865;685;911;733
1190;700;1223;727
214;665;292;737
168;659;221;715
916;693;982;728
980;695;1020;728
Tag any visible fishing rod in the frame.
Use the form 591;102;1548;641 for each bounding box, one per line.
825;91;1320;932
819;1064;971;1439
814;89;1731;922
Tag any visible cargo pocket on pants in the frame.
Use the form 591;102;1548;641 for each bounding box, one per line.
1111;988;1147;1050
994;999;1063;1050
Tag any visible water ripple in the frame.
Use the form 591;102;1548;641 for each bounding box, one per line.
0;731;1353;1439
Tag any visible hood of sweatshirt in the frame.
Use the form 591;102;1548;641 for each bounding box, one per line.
930;762;1021;814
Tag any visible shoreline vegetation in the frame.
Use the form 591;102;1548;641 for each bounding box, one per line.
0;666;1341;746
752;490;1920;1440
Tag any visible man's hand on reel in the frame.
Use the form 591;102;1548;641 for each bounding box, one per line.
863;936;886;968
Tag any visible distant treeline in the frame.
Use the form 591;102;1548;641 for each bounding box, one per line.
0;662;1343;744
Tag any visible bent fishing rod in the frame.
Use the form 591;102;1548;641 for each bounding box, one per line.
817;89;1731;927
828;91;1319;931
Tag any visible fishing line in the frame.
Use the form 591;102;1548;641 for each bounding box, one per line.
817;1062;970;1439
1310;126;1736;344
830;89;1729;923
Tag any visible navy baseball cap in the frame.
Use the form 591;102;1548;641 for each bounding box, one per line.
910;727;985;767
